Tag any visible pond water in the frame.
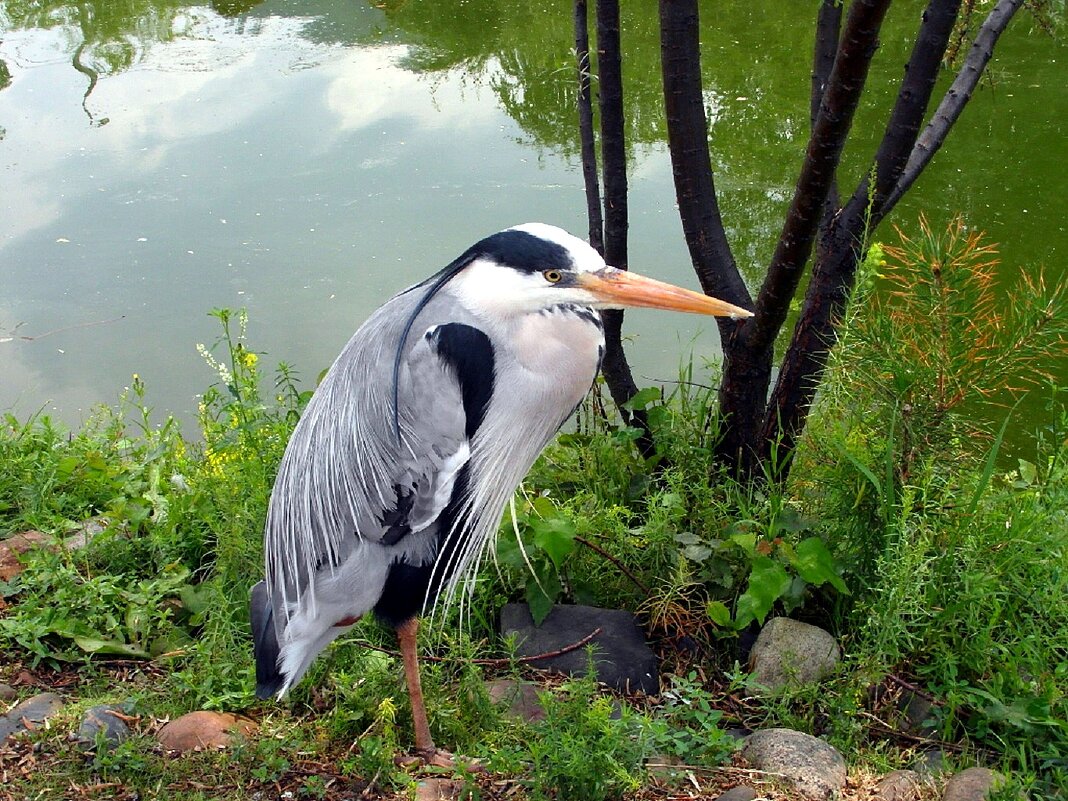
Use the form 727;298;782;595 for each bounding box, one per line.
1;0;1065;453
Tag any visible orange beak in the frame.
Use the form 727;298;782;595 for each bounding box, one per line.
576;267;753;319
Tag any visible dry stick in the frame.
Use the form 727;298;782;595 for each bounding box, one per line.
0;315;126;343
351;627;603;669
573;535;650;596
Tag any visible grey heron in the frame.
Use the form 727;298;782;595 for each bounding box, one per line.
250;223;751;762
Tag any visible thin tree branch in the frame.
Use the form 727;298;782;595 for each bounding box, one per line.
759;0;964;474
349;627;604;668
855;0;964;226
575;0;604;254
574;535;650;595
748;0;893;353
882;0;1025;214
597;0;627;271
595;0;653;454
810;0;843;130
812;0;844;256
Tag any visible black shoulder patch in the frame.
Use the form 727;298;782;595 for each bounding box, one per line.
379;483;417;546
472;229;572;274
430;323;495;438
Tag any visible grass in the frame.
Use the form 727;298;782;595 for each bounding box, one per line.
1;219;1067;798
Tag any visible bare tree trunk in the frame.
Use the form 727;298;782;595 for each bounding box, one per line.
575;0;604;254
658;0;762;472
764;0;965;471
589;0;653;452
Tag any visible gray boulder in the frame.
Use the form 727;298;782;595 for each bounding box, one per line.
747;617;840;692
741;728;847;800
500;603;658;693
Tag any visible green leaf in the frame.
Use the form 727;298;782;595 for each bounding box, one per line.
734;557;790;629
706;600;731;628
621;387;661;411
729;531;757;557
526;581;560;628
532;518;576;570
1016;458;1037;487
72;636;149;658
790;538;849;594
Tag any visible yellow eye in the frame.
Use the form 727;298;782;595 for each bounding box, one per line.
543;269;563;284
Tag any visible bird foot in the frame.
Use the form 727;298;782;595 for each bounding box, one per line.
396;748;483;772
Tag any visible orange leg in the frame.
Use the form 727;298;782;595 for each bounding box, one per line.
396;617;436;756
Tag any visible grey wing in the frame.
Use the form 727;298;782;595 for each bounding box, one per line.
262;293;475;625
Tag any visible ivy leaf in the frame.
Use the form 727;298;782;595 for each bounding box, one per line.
791;538;849;594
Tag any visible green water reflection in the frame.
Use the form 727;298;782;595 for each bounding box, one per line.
0;0;1064;452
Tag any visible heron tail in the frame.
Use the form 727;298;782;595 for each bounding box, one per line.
250;580;285;699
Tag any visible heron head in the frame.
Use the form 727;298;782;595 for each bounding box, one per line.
448;223;753;320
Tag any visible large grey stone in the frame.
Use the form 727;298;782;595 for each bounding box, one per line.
747;617;840;692
942;767;1005;801
76;704;131;751
500;603;658;693
0;692;64;741
741;728;847;800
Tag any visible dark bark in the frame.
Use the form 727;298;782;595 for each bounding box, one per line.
810;0;843;130
812;0;843;240
597;0;627;270
883;0;1025;214
658;0;761;472
749;0;893;356
856;0;963;227
575;0;604;254
593;0;653;451
658;0;750;308
762;0;963;471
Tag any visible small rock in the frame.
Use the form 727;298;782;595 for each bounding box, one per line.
0;692;64;741
65;517;111;550
715;786;758;801
156;711;257;752
76;704;131;751
500;603;659;693
741;728;846;800
874;769;923;801
415;778;464;801
0;531;54;581
901;693;937;735
942;767;1005;801
914;748;949;777
485;679;545;723
747;617;840;692
0;683;16;701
